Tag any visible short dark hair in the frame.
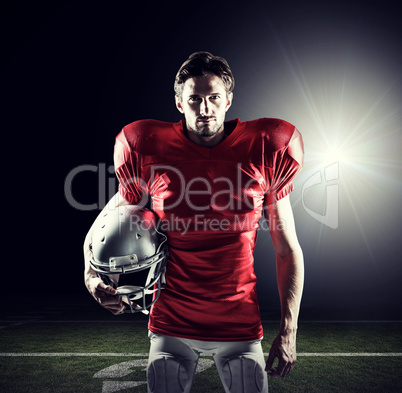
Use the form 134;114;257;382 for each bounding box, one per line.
174;51;235;97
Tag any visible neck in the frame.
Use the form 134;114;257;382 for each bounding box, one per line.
186;127;227;148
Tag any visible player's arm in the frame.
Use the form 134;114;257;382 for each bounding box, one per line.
83;192;129;315
265;195;304;377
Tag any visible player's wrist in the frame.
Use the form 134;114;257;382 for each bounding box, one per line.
279;321;298;337
279;327;297;337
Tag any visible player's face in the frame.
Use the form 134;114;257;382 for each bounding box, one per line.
175;74;232;146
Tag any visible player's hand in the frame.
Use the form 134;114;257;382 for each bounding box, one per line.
86;276;125;315
265;332;297;378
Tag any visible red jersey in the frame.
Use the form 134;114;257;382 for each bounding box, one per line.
114;118;303;341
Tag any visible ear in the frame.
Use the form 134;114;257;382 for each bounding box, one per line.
225;92;233;112
175;95;184;114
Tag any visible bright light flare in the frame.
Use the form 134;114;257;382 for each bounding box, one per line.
326;148;345;164
320;145;353;168
237;26;402;273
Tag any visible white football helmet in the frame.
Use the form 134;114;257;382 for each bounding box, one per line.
90;205;168;314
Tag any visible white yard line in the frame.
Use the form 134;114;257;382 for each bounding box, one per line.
1;319;401;324
0;353;150;357
0;352;401;357
296;353;402;357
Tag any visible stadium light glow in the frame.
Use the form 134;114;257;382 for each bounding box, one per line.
234;14;402;282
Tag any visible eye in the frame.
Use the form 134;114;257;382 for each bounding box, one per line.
210;95;220;100
189;96;201;102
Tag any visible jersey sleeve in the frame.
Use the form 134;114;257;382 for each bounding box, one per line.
113;128;147;205
265;127;304;205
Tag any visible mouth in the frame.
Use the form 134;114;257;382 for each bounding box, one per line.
197;117;216;123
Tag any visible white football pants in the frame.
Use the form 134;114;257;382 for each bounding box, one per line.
147;331;268;393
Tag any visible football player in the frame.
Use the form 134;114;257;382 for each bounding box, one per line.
84;52;304;393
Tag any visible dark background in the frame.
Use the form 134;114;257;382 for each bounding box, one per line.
2;1;401;320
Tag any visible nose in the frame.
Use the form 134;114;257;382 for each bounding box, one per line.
199;98;210;116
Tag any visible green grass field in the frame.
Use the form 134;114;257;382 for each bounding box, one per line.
1;316;401;393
